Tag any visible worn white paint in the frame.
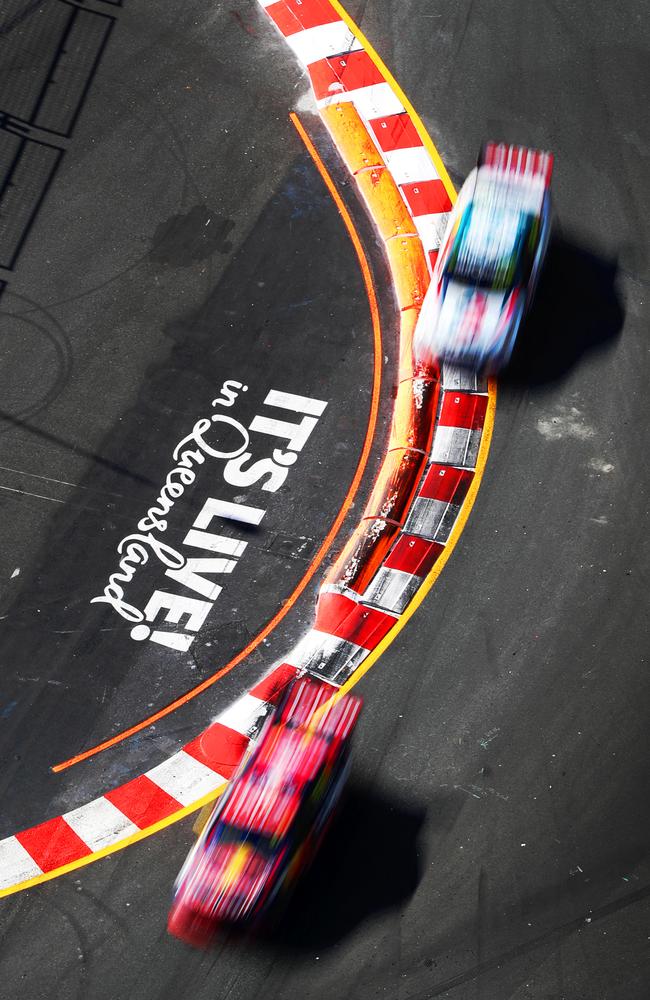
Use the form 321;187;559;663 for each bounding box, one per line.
536;406;596;441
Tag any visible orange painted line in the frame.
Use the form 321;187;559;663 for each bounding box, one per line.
52;116;383;775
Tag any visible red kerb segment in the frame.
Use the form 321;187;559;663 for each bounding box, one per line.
400;179;452;217
184;723;250;778
16;816;91;872
265;1;302;36
383;534;444;576
315;591;397;648
266;0;341;36
308;50;385;102
250;663;299;703
284;0;341;32
105;775;181;829
368;112;421;152
438;392;488;430
418;464;473;503
295;0;342;30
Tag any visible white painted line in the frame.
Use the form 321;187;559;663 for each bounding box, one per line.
264;389;328;417
193;498;265;528
63;798;139;852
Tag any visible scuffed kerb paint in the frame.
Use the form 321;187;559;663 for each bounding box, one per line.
90;381;328;652
413;376;427;409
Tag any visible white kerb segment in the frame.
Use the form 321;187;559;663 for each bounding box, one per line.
441;363;488;393
412;213;450;253
319;82;404;119
284;21;363;66
0;837;43;889
382;147;439;185
430;425;482;469
404;496;458;542
283;629;366;683
362;565;421;615
216;693;268;734
146;751;228;806
63;798;139;852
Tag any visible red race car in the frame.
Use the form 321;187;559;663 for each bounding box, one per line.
168;676;362;947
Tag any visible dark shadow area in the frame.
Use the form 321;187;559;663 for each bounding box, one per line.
0;1;118;270
256;780;426;952
501;232;624;387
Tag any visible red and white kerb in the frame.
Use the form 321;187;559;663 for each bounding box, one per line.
0;0;493;895
259;0;451;273
0;663;301;890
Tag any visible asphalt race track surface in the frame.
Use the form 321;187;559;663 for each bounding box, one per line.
0;0;397;832
1;2;649;998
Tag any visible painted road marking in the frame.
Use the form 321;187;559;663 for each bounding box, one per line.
1;0;496;896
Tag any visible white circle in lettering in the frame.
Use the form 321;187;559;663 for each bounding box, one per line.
131;624;151;641
207;413;249;458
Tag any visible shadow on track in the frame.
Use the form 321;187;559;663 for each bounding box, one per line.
260;781;426;952
502;232;625;387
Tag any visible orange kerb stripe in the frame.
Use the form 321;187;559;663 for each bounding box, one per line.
316;99;438;594
355;166;418;240
385;235;429;312
320;102;385;174
52;115;383;774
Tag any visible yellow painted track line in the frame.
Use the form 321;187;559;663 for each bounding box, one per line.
329;0;457;204
0;787;226;898
323;0;497;696
337;379;497;698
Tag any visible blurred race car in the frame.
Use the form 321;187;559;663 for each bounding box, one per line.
413;142;553;373
167;677;362;947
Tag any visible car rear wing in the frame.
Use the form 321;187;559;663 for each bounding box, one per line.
479;142;554;187
275;675;362;742
276;676;334;728
311;691;363;743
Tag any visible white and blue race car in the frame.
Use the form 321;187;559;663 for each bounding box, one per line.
413;142;553;373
